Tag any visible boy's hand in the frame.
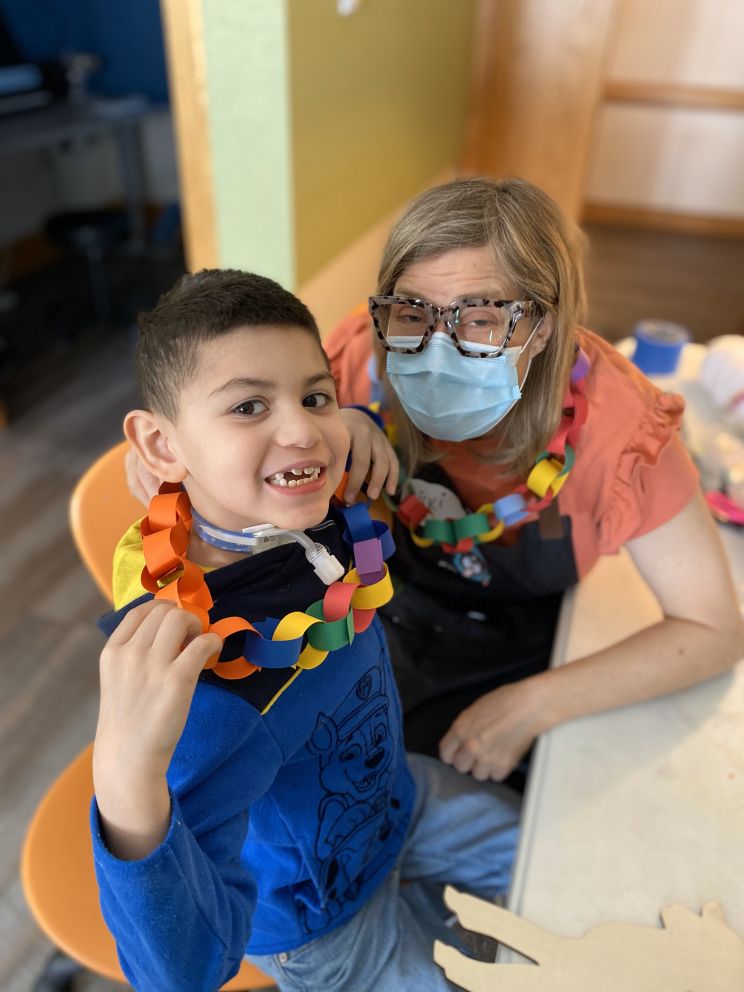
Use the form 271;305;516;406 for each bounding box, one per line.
93;601;221;859
340;407;399;503
96;600;220;772
125;444;161;507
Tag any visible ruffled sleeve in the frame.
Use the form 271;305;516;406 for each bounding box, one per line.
598;390;699;556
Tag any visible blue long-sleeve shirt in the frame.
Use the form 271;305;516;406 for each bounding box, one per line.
91;512;415;991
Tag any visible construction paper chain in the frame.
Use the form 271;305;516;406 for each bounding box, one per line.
391;348;589;553
139;485;393;681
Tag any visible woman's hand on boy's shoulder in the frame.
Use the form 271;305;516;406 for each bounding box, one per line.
340;407;399;504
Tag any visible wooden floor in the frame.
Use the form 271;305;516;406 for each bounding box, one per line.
1;333;138;992
1;225;743;991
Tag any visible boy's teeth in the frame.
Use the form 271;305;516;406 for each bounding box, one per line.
268;466;321;487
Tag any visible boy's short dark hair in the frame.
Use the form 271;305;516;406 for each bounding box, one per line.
136;269;323;419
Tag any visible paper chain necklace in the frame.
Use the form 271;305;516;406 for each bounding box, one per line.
140;486;394;681
390;349;590;554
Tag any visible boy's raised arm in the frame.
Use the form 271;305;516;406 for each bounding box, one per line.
93;600;221;860
91;600;281;990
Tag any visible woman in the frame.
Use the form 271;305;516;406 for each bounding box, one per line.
324;176;742;783
128;176;742;785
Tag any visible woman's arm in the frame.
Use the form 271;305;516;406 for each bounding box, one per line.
542;487;742;716
440;489;743;781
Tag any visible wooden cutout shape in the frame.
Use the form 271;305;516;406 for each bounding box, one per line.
434;887;744;992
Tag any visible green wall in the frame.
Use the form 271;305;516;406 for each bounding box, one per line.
201;0;475;288
203;0;295;286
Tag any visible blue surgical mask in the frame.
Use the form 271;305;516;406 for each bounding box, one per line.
386;331;536;441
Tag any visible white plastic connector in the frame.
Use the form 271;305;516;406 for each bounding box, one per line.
305;543;345;584
239;525;344;584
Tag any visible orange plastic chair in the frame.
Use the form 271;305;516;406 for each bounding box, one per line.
68;439;143;602
21;441;274;990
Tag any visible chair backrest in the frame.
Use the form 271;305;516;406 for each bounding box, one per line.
69;440;144;602
21;744;274;990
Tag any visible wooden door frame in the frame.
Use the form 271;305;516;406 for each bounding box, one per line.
160;0;219;270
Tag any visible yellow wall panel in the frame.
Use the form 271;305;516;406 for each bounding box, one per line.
289;0;475;284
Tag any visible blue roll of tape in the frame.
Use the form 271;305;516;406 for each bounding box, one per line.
631;320;690;374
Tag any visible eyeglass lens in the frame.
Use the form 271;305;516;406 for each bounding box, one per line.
378;300;513;350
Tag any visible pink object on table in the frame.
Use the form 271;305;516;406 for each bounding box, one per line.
706;491;744;526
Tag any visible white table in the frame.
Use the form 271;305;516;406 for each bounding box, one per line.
504;346;744;952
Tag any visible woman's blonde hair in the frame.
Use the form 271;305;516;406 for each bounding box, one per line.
376;176;587;476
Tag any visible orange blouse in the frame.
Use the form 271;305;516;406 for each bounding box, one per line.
324;313;699;579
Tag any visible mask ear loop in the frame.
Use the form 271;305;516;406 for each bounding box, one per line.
513;312;547;392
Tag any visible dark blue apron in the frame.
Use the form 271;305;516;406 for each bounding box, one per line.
381;462;578;765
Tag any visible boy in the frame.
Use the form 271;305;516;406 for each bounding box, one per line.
91;269;520;991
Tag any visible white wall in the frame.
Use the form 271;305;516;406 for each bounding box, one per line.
588;107;744;215
584;0;744;218
607;0;744;86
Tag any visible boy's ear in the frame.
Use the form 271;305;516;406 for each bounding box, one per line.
123;410;187;483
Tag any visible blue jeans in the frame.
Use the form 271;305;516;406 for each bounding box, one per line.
247;752;520;992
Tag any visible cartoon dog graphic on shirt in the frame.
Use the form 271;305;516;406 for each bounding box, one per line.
301;667;401;931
